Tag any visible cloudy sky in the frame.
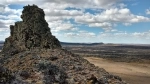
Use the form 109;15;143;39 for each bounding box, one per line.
0;0;150;44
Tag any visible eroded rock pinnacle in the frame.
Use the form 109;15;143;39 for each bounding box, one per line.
2;5;61;55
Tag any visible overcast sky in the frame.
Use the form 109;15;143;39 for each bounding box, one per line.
0;0;150;44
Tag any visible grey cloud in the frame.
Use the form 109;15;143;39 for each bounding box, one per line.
0;4;5;12
39;0;120;9
0;21;7;28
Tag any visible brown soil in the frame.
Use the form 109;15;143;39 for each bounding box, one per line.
84;57;150;84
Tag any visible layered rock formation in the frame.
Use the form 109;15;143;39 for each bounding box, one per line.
2;5;61;55
0;5;126;84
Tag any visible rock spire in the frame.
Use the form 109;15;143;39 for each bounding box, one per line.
2;5;61;55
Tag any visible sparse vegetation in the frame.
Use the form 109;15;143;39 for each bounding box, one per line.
63;44;150;63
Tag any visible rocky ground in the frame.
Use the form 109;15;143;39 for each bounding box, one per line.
0;49;127;84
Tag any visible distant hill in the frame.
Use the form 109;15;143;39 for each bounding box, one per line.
60;42;104;46
0;41;4;44
0;42;104;50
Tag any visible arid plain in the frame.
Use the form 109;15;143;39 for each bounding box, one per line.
63;43;150;84
85;57;150;84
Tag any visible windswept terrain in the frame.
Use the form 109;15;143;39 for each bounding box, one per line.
85;57;150;84
63;43;150;63
62;43;150;84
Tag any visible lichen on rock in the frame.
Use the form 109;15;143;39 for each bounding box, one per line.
2;5;61;55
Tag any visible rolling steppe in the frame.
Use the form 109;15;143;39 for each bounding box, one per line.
63;43;150;63
85;57;150;84
62;43;150;84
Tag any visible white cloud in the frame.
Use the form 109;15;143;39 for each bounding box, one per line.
48;21;78;32
89;22;112;28
98;8;150;23
118;3;127;8
0;19;16;27
0;14;21;20
0;0;36;5
146;8;150;15
123;23;132;26
0;5;22;42
96;31;150;43
0;28;9;32
0;0;120;9
0;5;22;32
0;0;150;44
132;31;150;39
61;30;150;43
40;0;120;9
132;32;144;37
0;21;7;28
0;5;22;15
78;31;96;38
64;31;96;38
44;9;83;16
75;8;150;31
0;31;10;40
0;0;149;32
44;9;83;22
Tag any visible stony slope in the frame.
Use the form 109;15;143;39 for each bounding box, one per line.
0;5;126;84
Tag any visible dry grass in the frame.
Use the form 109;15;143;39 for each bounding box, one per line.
84;57;150;84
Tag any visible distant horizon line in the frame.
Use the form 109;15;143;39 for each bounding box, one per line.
0;41;150;45
61;42;150;45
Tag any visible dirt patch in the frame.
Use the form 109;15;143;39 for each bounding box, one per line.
84;57;150;84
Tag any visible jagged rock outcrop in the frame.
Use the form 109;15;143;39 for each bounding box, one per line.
2;5;61;55
0;5;126;84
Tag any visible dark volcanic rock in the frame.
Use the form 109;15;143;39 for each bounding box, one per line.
0;5;126;84
2;5;61;55
0;65;14;83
